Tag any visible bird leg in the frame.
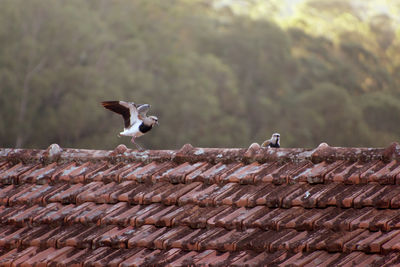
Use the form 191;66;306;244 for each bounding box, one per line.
131;137;145;151
135;142;145;151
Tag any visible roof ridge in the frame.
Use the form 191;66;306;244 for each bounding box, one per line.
1;142;399;165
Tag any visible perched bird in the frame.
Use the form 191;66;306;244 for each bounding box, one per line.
261;133;280;148
101;100;158;150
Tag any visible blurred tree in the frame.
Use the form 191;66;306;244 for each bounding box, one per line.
0;1;114;148
203;17;295;142
287;0;399;93
0;0;399;149
291;83;371;146
360;92;400;146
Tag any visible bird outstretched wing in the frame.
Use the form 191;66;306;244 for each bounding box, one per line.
137;104;151;117
119;101;140;126
102;101;139;128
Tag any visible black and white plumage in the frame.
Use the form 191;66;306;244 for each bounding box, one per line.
101;100;158;150
261;133;280;148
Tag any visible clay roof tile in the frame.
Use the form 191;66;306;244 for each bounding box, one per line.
1;143;400;265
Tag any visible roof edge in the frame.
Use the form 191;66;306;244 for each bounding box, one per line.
1;142;399;165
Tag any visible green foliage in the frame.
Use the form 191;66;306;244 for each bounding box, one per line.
361;93;400;145
294;83;371;146
0;0;399;149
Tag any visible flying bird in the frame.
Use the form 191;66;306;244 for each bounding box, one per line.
101;100;158;150
261;133;280;148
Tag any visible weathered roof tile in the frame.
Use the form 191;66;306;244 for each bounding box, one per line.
127;225;167;248
120;161;175;183
295;160;346;184
102;162;142;183
0;162;37;184
0;184;16;205
18;162;58;184
223;162;263;184
159;162;208;183
199;162;243;184
84;162;121;183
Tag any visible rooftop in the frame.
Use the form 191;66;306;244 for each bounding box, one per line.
1;142;400;266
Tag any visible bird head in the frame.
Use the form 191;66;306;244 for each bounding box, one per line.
148;116;159;126
271;133;280;145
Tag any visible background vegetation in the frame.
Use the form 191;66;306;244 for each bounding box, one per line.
1;0;399;149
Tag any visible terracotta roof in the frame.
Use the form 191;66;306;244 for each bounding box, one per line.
1;142;400;266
